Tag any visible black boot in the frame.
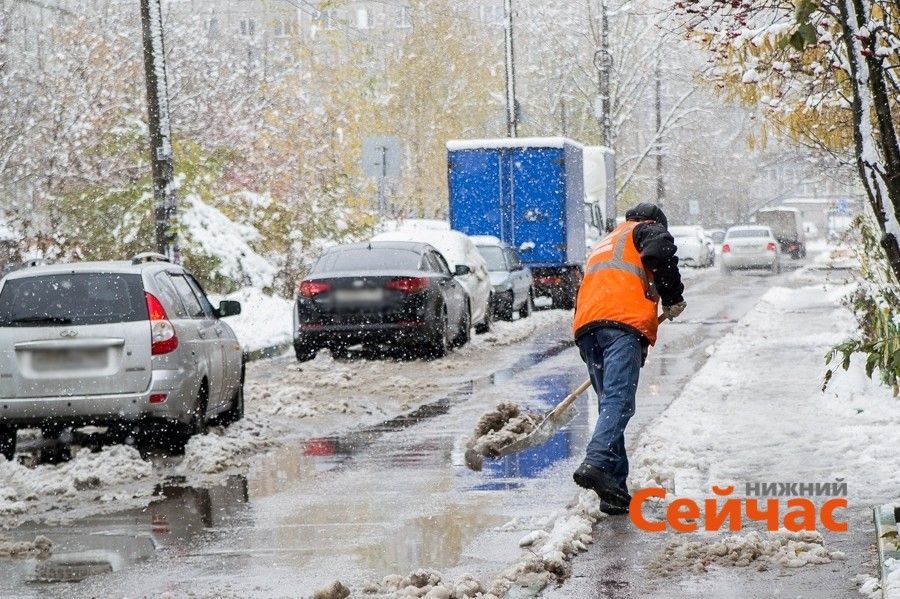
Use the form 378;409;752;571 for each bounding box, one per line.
573;463;630;510
598;500;630;516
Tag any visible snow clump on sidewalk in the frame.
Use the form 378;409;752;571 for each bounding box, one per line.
650;529;846;576
0;535;53;559
485;490;607;596
181;416;281;475
0;445;152;521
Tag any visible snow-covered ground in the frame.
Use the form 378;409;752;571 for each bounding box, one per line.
245;309;571;426
621;275;899;591
209;287;294;352
629;279;899;505
0;446;155;527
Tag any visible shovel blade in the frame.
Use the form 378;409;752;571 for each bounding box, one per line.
496;406;578;457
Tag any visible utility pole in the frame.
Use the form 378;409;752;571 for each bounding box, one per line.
503;0;518;137
139;0;178;261
654;48;665;208
594;0;616;231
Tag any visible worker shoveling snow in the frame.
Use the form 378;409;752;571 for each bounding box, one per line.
463;402;543;471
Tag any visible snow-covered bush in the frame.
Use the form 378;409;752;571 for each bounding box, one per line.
826;217;900;395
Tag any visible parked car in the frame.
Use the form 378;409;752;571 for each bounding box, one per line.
706;228;726;245
721;226;782;274
471;236;534;320
372;229;493;333
294;241;472;360
670;225;713;267
0;253;244;460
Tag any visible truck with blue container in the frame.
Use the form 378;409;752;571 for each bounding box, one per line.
446;137;587;309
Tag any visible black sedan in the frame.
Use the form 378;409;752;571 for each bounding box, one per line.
293;241;472;360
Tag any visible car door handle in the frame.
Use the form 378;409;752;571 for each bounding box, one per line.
198;329;206;339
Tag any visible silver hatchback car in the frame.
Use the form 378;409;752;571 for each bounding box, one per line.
0;253;244;459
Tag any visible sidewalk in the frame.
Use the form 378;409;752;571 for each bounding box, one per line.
554;270;900;598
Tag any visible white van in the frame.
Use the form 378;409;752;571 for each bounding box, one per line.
372;229;494;333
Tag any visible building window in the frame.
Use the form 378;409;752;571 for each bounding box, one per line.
239;18;256;37
398;6;411;28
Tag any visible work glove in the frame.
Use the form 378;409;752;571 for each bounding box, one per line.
662;301;687;320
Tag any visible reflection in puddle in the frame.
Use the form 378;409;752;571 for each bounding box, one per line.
0;476;249;593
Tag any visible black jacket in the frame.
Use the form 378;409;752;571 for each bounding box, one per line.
625;203;684;308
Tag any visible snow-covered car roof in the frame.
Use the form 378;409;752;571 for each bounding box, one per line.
728;225;773;231
2;259;174;280
372;229;486;270
758;206;800;214
669;225;704;237
469;235;505;247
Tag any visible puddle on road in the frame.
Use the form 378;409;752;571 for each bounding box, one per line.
0;476;249;596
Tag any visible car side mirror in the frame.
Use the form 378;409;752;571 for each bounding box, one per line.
217;300;241;318
454;264;471;277
512;263;523;271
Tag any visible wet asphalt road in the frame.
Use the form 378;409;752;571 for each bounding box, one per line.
0;262;847;598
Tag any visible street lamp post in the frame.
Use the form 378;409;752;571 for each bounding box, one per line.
594;0;616;231
503;0;518;137
139;0;178;261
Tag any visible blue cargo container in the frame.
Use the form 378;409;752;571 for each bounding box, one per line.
447;137;585;308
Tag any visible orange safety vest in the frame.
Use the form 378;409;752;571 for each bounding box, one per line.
572;221;660;344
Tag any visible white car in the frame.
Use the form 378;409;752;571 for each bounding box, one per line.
670;225;713;267
371;229;494;333
720;225;782;274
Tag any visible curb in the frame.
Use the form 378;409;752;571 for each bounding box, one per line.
242;342;292;363
873;504;900;598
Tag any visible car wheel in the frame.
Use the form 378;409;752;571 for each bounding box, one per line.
475;295;494;334
453;303;472;347
219;384;245;427
499;291;515;321
0;426;16;461
330;346;350;360
40;424;65;439
294;342;318;362
519;290;534;319
771;259;782;274
425;307;450;358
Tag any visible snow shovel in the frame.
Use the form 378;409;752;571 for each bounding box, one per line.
495;313;670;458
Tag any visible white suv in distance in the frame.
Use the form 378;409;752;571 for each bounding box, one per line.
0;253;244;459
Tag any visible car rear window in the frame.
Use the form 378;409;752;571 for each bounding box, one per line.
313;248;421;272
727;229;770;239
0;273;147;327
477;246;507;271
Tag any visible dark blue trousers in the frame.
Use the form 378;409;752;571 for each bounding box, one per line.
575;327;642;492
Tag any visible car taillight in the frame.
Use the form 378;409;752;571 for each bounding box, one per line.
721;244;731;253
385;277;429;294
767;242;777;251
298;280;331;298
146;292;178;355
536;275;562;285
